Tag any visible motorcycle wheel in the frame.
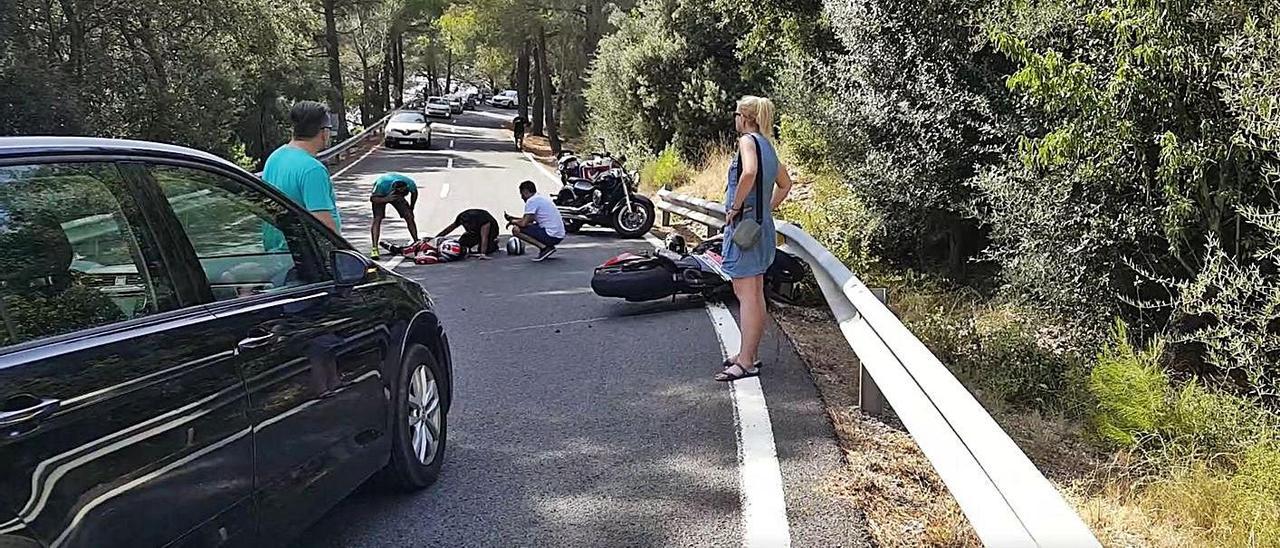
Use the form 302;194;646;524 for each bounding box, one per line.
611;199;655;239
565;219;584;233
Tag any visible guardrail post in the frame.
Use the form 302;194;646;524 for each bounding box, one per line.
661;208;671;228
860;287;890;415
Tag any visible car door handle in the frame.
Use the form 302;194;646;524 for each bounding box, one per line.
235;332;278;353
0;395;60;428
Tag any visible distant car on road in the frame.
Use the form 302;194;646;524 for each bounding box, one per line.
489;90;518;108
447;95;464;114
384;110;433;148
425;96;452;118
0;137;455;548
462;93;479;110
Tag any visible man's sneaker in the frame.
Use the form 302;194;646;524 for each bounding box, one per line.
533;246;557;262
370;247;381;260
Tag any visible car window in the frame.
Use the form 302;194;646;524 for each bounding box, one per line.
0;163;172;347
392;112;426;124
151;165;328;302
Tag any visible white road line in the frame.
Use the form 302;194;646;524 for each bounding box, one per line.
641;232;792;547
447;157;455;169
523;151;561;185
705;302;792;548
449;139;455;149
333;145;381;179
379;256;405;270
440;183;450;198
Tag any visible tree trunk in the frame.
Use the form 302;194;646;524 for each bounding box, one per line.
322;0;350;139
516;41;530;121
444;50;454;95
531;39;544;136
538;28;560;154
393;32;405;107
55;0;84;78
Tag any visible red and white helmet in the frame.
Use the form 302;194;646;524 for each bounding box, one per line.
438;239;464;261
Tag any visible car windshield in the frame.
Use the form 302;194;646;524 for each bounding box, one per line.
392;112;426;123
428;97;446;105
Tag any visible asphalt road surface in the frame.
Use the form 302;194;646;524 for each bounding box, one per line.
294;107;870;547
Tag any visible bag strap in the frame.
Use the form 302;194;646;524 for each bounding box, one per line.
751;134;764;224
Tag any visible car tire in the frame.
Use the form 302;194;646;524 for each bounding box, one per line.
380;343;448;491
564;219;584;234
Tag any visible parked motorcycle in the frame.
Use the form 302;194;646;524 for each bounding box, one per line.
591;235;809;303
553;167;655;238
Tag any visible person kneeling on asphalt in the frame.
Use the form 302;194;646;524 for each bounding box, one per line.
370;172;419;259
435;208;500;259
505;180;565;262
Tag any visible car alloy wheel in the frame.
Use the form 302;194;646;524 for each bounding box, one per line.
406;362;442;465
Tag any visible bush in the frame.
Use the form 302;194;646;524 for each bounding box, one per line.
778;174;883;273
1088;321;1169;449
639;145;693;192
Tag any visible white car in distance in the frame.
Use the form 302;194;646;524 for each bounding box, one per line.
425;96;452;119
383;111;433;149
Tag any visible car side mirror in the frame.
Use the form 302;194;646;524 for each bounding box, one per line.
332;250;375;287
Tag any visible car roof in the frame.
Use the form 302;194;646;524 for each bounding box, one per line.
0;136;242;171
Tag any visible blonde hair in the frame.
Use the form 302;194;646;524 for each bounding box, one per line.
737;95;776;140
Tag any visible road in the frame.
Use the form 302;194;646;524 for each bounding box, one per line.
294;107;870;547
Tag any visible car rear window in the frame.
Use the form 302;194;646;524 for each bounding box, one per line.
0;163;171;347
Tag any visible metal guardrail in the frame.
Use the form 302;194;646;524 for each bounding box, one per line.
654;189;1100;548
253;111;395;177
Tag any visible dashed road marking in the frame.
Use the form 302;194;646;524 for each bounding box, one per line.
447;157;454;169
449;139;455;149
440;184;450;198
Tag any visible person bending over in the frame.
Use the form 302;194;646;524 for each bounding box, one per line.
436;208;500;259
505;180;565;262
369;172;419;258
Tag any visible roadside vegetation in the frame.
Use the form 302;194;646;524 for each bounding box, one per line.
586;0;1280;544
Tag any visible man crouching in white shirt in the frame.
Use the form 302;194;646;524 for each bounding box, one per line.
505;180;567;262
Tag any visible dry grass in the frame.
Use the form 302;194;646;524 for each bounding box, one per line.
674;146;734;201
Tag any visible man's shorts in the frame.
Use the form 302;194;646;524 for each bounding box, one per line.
372;197;412;219
522;224;563;247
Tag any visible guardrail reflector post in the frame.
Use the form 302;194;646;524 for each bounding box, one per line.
860;287;890;415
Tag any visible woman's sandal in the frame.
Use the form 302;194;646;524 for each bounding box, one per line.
720;358;763;370
715;362;760;382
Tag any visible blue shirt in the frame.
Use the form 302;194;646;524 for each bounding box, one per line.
261;145;341;251
263;145;341;228
372;173;418;196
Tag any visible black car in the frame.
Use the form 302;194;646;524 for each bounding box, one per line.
0;138;453;547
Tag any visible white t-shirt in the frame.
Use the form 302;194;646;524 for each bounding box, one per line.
524;194;566;239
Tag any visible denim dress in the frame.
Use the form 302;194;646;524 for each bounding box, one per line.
722;133;778;279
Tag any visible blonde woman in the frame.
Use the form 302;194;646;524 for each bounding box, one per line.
716;96;794;382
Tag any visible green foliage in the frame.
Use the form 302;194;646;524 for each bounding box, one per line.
639;146;693;191
1088;320;1168;448
980;0;1280;322
585;0;773;160
778;174;883;273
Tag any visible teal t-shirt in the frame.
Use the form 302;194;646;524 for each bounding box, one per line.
372;173;417;196
261;145;341;250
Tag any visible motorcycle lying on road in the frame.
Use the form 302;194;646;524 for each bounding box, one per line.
553;167;656;239
591;235;809;303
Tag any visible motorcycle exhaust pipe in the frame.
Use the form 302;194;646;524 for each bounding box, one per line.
561;213;592;222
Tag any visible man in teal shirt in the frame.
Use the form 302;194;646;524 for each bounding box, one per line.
262;101;342;251
369;172;419;258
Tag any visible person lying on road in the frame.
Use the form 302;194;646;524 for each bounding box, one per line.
505;180;565;262
436;208;500;259
370;172;420;259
